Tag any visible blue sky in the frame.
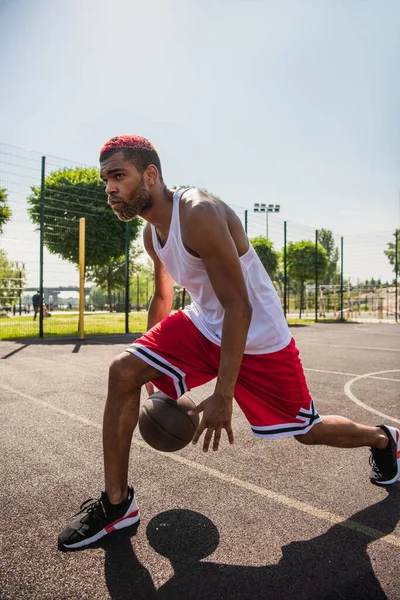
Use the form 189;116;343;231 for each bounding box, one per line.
0;0;399;285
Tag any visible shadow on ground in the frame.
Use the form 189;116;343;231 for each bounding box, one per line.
0;334;142;359
101;490;399;600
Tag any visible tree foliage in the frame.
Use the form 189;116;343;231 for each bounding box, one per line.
0;249;26;308
0;188;12;234
27;167;141;268
286;240;328;317
86;243;144;310
87;260;126;310
87;286;108;310
384;229;400;275
250;236;279;278
318;229;339;284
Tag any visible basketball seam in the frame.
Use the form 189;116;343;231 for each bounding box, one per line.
140;406;196;441
152;396;196;420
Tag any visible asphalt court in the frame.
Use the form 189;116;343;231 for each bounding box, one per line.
0;322;399;600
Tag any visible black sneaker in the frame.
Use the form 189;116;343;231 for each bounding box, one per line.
370;425;400;486
58;486;140;549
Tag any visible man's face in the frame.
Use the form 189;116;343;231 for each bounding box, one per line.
100;151;152;221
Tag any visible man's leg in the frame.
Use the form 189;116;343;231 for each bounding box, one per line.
295;416;389;449
234;340;399;486
296;417;400;486
103;350;164;504
58;350;163;550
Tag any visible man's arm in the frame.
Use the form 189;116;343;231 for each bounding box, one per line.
143;223;175;330
183;200;253;451
142;223;175;396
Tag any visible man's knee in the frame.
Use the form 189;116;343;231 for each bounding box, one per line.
108;351;160;389
109;352;145;387
294;420;326;444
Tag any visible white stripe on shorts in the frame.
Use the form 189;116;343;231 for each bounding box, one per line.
126;343;188;398
250;400;322;439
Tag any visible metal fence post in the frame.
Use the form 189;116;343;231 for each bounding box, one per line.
340;237;344;322
244;210;248;234
125;222;130;333
39;156;46;338
395;229;399;323
315;230;319;323
283;221;287;317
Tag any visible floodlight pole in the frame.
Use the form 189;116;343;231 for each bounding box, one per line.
253;203;281;239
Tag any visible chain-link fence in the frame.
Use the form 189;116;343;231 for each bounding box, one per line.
230;205;398;323
0;143;398;340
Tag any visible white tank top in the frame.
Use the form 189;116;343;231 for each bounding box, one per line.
150;188;292;354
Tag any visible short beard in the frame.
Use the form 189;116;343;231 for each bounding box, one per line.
111;179;153;222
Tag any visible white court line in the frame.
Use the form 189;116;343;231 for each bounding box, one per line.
344;370;400;426
354;326;400;336
305;368;400;383
305;368;358;377
304;343;400;353
1;382;399;548
0;368;52;375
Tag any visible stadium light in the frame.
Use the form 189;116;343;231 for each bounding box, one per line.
253;203;280;238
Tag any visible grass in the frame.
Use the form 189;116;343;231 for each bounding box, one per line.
0;311;343;341
0;312;148;340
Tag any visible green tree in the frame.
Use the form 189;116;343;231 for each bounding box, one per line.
86;243;144;311
27;167;141;268
0;188;12;234
250;236;279;278
272;268;284;297
318;229;339;284
384;229;400;276
0;250;26;309
86;259;126;311
286;240;328;318
130;265;155;310
87;286;107;310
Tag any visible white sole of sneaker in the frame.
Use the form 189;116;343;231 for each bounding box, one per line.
374;426;400;486
61;508;140;549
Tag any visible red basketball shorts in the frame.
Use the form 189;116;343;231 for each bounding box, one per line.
126;311;321;439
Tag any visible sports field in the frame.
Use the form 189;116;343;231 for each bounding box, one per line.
0;322;399;599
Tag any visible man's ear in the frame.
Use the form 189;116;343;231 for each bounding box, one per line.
145;165;158;186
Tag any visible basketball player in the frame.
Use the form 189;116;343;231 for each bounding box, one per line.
58;135;400;549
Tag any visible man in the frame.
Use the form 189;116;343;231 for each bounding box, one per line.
58;135;400;550
32;291;40;321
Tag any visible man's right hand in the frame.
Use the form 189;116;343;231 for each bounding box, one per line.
189;392;234;452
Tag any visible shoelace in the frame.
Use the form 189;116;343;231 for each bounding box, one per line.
369;453;381;475
369;445;391;476
73;497;107;519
